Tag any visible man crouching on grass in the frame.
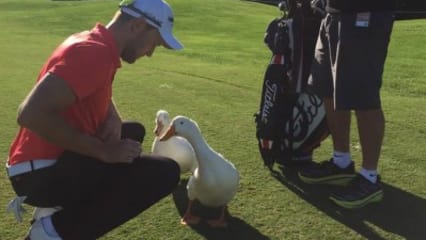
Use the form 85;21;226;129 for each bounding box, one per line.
6;0;182;239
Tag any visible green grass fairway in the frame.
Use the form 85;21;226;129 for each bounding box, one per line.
1;0;425;239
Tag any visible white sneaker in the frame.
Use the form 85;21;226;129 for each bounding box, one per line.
33;207;62;221
27;219;62;240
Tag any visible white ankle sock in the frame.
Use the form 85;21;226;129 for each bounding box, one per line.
359;168;378;183
332;151;352;169
41;215;60;238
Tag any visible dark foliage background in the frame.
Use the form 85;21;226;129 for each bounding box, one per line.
396;0;426;19
397;0;426;10
249;0;426;20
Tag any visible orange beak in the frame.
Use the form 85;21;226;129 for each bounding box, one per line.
159;125;176;141
153;120;163;136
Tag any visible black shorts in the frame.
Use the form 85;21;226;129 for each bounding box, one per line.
309;11;394;110
8;122;181;239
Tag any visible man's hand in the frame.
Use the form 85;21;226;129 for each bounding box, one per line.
95;100;122;142
96;114;122;142
100;138;142;164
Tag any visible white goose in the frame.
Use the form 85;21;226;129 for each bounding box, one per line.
151;110;197;174
160;115;240;227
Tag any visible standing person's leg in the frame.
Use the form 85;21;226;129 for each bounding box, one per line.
356;109;385;171
301;11;393;208
329;109;385;208
324;99;351;154
328;11;394;208
299;13;356;185
324;98;354;170
354;9;393;178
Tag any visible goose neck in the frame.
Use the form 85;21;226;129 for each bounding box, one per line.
187;134;210;153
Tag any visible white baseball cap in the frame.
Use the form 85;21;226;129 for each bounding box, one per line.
119;0;183;50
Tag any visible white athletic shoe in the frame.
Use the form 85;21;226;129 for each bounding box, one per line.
32;207;62;221
26;219;62;240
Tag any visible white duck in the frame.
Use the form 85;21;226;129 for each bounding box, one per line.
152;110;197;174
160;115;240;227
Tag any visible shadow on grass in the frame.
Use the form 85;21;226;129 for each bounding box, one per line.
172;179;270;240
271;164;426;240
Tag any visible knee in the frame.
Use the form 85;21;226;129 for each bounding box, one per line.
163;158;180;190
151;157;180;193
121;121;146;143
134;155;180;194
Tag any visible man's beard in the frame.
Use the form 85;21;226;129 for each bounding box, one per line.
121;47;137;64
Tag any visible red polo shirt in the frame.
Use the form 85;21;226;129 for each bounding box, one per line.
8;23;121;165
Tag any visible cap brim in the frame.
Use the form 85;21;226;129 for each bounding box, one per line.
159;30;183;50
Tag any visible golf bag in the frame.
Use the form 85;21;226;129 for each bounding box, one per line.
254;0;329;169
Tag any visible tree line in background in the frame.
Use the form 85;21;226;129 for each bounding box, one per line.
394;0;426;19
249;0;426;19
397;0;426;11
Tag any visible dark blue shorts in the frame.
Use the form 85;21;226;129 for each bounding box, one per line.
309;11;394;110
